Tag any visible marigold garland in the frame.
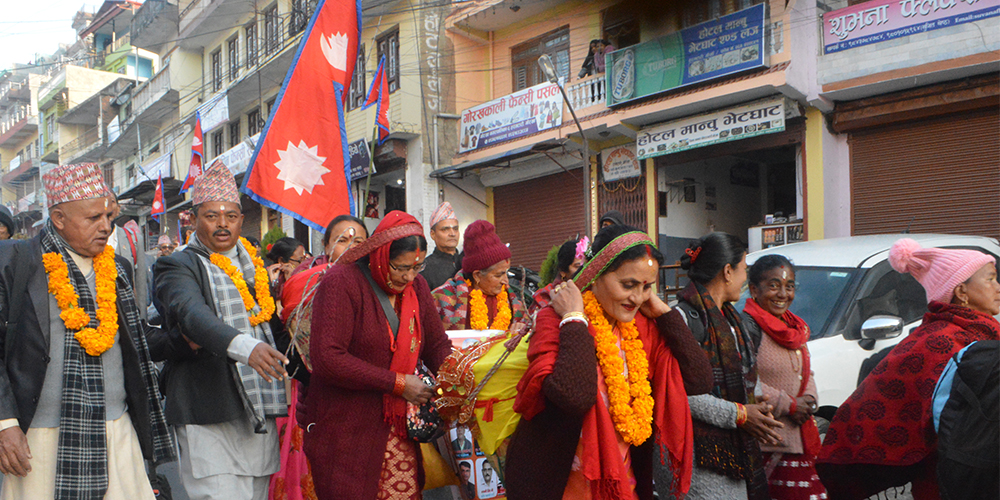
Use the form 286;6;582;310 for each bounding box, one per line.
467;281;512;331
583;290;654;445
42;245;119;356
208;237;276;326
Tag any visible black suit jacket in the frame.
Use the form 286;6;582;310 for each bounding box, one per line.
0;237;158;459
153;246;285;426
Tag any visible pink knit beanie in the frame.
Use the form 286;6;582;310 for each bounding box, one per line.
462;220;511;274
888;238;996;304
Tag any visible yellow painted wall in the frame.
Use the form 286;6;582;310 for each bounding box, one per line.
804;106;824;240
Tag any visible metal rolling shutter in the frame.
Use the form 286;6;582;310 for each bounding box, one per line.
850;108;999;237
493;171;584;271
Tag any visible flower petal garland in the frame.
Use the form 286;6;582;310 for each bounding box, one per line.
583;290;653;445
208;237;276;326
42;245;119;356
467;281;512;331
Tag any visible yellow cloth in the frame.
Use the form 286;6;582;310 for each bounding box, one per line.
0;413;155;500
470;336;530;456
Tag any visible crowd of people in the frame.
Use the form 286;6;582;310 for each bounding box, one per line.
0;161;995;500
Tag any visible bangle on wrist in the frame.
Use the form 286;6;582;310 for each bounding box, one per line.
561;311;585;320
735;403;748;427
559;316;589;328
392;373;406;397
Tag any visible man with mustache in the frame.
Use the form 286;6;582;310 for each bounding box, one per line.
0;163;174;499
153;161;288;500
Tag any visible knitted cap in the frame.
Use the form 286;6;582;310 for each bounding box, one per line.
430;201;456;229
42;163;112;208
462;220;511;274
192;160;240;207
889;238;996;304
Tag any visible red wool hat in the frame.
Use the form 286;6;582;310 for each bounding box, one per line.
462;220;511;274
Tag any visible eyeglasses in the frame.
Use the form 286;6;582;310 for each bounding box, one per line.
288;257;303;264
388;261;426;273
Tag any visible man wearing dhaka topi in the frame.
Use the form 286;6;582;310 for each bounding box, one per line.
154;161;289;500
0;162;175;499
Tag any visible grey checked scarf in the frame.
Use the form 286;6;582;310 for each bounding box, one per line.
40;221;175;500
188;235;287;432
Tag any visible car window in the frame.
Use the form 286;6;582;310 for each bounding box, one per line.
738;267;858;339
839;261;927;340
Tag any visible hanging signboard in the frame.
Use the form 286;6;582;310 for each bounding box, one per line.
822;0;999;54
140;153;172;179
601;144;641;182
215;133;261;175
636;97;786;160
458;82;563;153
348;138;373;181
197;91;230;132
606;4;769;107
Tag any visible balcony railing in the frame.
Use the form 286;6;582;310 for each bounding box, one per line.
0;104;32;136
105;33;132;55
0;80;25;103
59;126;101;161
566;74;607;111
131;66;171;121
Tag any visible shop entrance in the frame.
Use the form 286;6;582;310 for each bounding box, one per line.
655;143;799;263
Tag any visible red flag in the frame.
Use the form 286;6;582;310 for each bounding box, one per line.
180;112;204;194
151;173;165;222
241;0;361;231
362;56;391;144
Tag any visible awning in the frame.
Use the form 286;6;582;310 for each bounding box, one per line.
430;139;566;179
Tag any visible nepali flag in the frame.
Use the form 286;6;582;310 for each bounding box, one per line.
241;0;361;231
362;55;390;144
151;173;165;223
180;112;204;194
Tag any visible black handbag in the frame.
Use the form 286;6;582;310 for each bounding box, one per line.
407;362;445;442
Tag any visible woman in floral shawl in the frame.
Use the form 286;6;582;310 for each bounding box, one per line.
506;224;712;500
302;211;453;500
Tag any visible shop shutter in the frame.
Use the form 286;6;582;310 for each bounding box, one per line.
850;108;999;237
493;171;584;271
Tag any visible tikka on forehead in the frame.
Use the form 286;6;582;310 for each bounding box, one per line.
574;231;655;291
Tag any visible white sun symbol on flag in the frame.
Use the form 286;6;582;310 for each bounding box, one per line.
274;140;330;195
153;200;161;209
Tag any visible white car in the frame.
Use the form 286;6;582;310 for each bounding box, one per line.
742;234;1000;433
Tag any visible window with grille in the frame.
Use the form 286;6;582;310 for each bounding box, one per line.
266;98;276;119
376;28;400;93
264;5;281;56
211;49;222;91
212;129;224;158
682;0;761;28
102;163;114;189
246;21;258;68
602;7;640;50
510;27;570;92
290;0;309;36
228;36;239;81
348;44;366;111
229;120;241;148
126;165;135;187
248;108;261;137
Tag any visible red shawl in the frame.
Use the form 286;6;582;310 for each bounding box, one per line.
743;298;821;456
819;301;1000;468
515;311;693;498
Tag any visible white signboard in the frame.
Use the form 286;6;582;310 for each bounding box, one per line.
215;133;260;175
107;115;121;143
198;91;230;132
458;82;563;153
636;97;786;160
601;144;641;182
141;153;172;179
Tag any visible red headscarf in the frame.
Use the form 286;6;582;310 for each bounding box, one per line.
338;211;426;435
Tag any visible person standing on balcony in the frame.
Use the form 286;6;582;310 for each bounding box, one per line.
578;39;615;79
153;162;289;500
421;202;463;291
0;163;174;499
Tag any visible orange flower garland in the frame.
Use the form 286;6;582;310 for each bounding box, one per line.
208;237;276;326
467;281;512;331
42;245;119;356
583;290;653;445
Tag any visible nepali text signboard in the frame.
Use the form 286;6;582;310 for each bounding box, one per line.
601;145;641;182
348;138;373;181
822;0;999;54
636;97;785;160
606;4;768;107
458;82;563;153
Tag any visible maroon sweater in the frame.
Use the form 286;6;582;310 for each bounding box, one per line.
302;263;453;500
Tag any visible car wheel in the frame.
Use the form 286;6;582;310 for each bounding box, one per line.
815;416;831;443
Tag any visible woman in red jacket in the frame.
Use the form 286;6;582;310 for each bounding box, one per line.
506;224;713;500
302;211;453;500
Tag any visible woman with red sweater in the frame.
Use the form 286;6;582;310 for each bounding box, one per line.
506;224;713;500
817;238;1000;499
302;211;453;500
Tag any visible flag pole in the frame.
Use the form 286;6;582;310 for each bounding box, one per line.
360;122;379;218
